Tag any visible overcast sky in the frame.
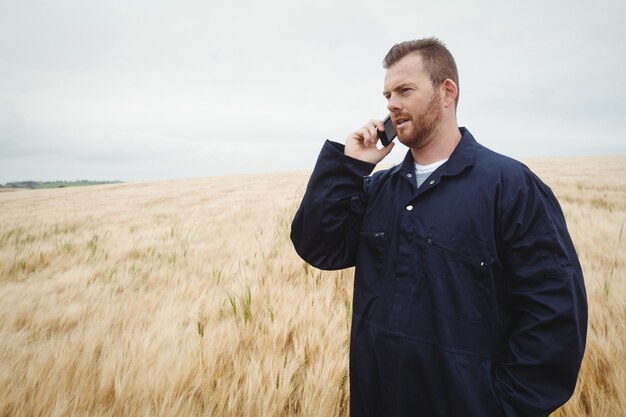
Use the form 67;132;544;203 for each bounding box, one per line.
1;0;624;183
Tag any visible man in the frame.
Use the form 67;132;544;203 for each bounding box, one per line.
290;38;587;417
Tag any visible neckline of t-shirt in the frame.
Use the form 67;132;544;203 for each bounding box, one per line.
414;159;448;174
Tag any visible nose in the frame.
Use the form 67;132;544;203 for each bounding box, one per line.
386;94;402;113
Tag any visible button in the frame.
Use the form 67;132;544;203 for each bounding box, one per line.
429;179;435;185
406;205;413;211
407;173;413;178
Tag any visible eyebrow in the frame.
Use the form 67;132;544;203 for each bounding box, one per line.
382;82;415;97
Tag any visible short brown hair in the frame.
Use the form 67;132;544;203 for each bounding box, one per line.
383;37;459;106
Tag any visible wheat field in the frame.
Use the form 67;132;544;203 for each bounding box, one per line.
0;155;624;417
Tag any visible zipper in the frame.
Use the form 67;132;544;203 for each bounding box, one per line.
425;238;486;268
360;231;386;238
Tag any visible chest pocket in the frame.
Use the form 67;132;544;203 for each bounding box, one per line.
416;225;492;324
357;210;389;270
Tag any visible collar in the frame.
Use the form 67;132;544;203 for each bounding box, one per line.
390;127;478;179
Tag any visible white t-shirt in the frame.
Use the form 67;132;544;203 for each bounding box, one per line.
415;159;448;187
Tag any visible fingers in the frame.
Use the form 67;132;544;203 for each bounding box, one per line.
346;119;390;164
353;120;383;147
372;119;384;132
366;119;383;147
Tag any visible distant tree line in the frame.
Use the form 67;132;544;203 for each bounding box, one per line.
0;180;123;189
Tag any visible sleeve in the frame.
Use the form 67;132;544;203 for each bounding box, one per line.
290;140;376;270
494;172;588;417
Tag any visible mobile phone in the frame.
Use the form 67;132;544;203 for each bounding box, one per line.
378;114;396;147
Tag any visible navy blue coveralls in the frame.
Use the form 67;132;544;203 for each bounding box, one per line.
290;128;587;417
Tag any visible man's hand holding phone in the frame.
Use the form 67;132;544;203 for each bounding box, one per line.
345;117;395;164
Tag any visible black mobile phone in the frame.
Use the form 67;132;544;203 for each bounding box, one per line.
378;114;396;147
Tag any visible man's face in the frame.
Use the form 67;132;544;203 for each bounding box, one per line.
383;53;443;149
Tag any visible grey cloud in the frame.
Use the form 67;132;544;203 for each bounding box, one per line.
0;0;624;183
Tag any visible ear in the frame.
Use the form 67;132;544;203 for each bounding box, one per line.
440;79;458;109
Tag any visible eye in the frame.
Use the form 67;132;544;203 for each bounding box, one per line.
401;88;412;95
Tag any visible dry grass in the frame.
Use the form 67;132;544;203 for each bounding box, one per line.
0;155;624;417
